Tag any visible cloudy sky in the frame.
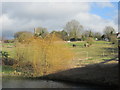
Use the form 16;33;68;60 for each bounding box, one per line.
0;1;118;39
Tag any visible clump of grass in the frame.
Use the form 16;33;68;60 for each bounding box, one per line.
14;34;74;76
87;58;94;60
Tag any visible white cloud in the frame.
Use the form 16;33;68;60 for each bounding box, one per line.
1;0;119;2
95;2;114;8
1;2;118;38
0;3;2;37
74;12;118;33
2;2;90;31
3;2;90;20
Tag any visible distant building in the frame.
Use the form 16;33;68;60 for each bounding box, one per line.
117;32;120;39
67;41;70;42
0;40;4;43
95;38;98;41
34;28;39;34
101;34;109;41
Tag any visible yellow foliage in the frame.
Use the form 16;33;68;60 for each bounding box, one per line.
14;34;74;76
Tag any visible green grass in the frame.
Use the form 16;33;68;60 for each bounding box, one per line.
66;41;85;47
1;41;118;86
65;41;118;67
2;44;16;58
1;41;118;72
1;43;15;46
91;40;110;44
2;65;15;73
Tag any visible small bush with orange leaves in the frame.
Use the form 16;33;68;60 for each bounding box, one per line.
14;34;74;76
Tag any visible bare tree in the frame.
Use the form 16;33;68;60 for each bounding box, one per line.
64;20;83;40
94;32;102;40
103;26;116;41
103;26;115;36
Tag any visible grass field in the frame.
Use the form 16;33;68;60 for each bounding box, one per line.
37;41;118;86
66;41;118;68
1;43;16;58
1;40;118;69
1;41;119;86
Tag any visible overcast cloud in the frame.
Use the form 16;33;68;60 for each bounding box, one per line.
1;2;118;39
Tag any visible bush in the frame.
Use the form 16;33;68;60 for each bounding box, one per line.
4;39;14;43
109;35;118;44
86;37;94;46
81;35;86;41
1;51;9;58
2;57;17;66
1;51;17;66
14;34;73;76
14;31;33;43
13;61;34;74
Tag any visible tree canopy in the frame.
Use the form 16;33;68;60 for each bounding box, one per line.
64;20;83;40
34;27;48;38
14;31;33;43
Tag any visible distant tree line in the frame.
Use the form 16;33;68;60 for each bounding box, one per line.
2;20;117;45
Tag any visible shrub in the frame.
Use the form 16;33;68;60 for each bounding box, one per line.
109;35;118;44
14;34;74;76
4;39;14;43
2;57;17;66
1;51;17;66
1;51;9;59
86;37;94;46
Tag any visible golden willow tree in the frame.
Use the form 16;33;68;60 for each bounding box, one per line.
14;33;74;76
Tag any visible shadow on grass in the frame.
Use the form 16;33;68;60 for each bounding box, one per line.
101;42;118;55
103;47;118;54
97;44;118;61
39;63;118;88
2;63;118;89
101;57;118;63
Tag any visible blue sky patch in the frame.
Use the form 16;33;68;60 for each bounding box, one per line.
90;2;118;20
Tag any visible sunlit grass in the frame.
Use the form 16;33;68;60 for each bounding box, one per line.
66;41;118;68
2;40;118;75
2;65;15;73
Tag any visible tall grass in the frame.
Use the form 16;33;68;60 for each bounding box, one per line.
14;34;74;76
